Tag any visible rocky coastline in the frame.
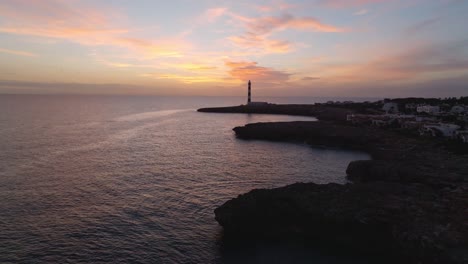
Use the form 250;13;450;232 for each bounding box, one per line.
198;104;354;122
198;105;468;263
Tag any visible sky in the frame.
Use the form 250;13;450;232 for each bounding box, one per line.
0;0;467;97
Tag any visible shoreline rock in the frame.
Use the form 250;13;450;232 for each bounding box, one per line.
200;105;468;263
198;104;354;122
215;182;467;263
233;121;467;187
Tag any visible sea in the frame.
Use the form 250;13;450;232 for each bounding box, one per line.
0;95;373;263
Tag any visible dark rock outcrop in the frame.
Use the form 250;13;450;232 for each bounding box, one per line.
198;104;353;122
201;104;468;263
233;121;468;187
215;182;468;264
217;121;468;263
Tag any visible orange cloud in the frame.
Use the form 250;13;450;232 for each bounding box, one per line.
244;13;344;35
141;72;233;84
177;63;218;71
115;38;189;58
229;36;293;53
0;0;189;59
225;60;290;83
0;47;37;57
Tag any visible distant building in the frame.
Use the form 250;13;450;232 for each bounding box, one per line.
419;123;460;138
405;103;417;111
417;105;440;114
372;119;392;127
382;102;399;113
451;105;466;114
401;121;424;130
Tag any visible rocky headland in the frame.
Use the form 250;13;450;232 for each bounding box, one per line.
198;104;468;263
198;104;354;122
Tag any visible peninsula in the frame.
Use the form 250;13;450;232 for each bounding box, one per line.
198;97;468;263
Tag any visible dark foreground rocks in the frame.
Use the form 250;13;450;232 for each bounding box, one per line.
215;121;468;263
215;182;468;263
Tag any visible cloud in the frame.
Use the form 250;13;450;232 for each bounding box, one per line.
0;79;191;95
317;39;468;83
142;73;218;83
229;36;293;53
114;37;188;58
228;13;343;54
372;39;468;76
302;76;321;81
257;6;274;13
0;0;189;59
243;13;343;35
353;9;369;16
320;0;387;8
405;17;441;36
225;60;290;83
0;47;37;57
256;1;297;13
199;8;227;23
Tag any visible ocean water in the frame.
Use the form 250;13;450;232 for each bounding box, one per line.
0;95;371;263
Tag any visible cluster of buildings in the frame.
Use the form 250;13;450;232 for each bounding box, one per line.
347;101;468;143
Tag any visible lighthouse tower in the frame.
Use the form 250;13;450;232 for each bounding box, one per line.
247;80;251;104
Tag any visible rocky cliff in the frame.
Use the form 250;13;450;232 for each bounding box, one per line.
215;121;468;263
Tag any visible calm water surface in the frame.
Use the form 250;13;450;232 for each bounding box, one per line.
0;95;371;263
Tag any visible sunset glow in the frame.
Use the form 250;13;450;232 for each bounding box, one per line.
0;0;467;96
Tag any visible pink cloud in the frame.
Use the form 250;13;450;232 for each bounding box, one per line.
225;60;290;83
244;13;343;35
228;13;343;54
256;1;297;13
315;40;468;83
0;0;189;58
229;35;293;53
320;0;387;8
199;8;227;23
405;17;441;36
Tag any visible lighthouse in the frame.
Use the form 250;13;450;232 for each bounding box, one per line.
246;80;268;106
247;80;251;104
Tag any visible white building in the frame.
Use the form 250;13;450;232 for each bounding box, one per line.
451;105;466;114
417;105;440;114
420;123;460;138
